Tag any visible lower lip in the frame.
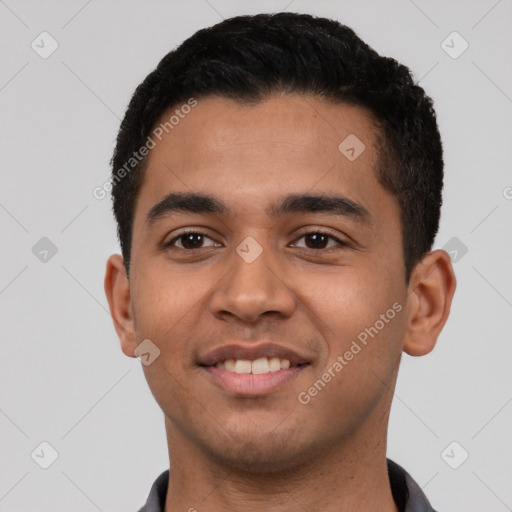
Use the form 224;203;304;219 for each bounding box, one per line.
201;365;309;396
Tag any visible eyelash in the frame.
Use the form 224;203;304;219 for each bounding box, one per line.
164;229;350;252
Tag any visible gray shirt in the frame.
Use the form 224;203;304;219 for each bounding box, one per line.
137;458;436;512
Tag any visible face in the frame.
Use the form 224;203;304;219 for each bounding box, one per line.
112;94;416;471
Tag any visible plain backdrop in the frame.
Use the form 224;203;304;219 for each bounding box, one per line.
1;0;511;510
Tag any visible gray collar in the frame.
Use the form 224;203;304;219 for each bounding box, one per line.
137;458;437;512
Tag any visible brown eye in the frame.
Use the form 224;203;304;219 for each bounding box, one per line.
166;231;217;250
303;233;329;249
293;231;348;250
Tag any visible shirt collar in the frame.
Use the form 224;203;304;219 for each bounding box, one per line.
137;458;437;512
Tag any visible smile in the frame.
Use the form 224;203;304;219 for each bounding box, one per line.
215;357;296;374
201;359;310;396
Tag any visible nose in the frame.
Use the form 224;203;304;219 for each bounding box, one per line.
209;239;296;325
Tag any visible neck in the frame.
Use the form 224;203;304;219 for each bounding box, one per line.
163;408;399;512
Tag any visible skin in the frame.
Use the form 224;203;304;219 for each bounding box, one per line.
105;93;456;511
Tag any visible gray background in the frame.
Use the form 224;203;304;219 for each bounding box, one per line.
1;0;511;510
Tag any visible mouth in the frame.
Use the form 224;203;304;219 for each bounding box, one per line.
209;356;305;374
198;343;312;396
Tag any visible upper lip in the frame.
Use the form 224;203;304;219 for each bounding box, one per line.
198;343;310;366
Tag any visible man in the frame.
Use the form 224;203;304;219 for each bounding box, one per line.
104;12;456;512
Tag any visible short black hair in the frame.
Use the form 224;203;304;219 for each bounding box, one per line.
111;12;444;282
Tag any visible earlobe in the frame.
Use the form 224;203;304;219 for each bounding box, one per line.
403;250;457;357
104;254;137;358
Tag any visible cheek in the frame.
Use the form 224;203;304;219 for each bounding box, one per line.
129;264;206;407
131;264;203;420
297;289;405;432
298;260;404;331
299;263;406;380
131;262;204;338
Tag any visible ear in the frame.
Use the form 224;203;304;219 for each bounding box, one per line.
403;249;457;356
104;254;137;358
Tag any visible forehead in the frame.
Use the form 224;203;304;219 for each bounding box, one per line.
151;94;380;166
133;93;392;225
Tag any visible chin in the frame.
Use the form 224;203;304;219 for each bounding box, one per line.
202;436;319;476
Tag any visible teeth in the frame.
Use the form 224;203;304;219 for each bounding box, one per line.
234;359;252;374
280;359;290;369
269;357;281;371
252;357;270;374
215;357;294;374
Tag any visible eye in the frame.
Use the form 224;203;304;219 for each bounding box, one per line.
292;230;349;250
164;229;350;252
165;230;219;250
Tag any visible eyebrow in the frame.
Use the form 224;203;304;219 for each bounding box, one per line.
146;191;371;227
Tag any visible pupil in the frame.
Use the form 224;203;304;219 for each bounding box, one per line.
183;233;202;249
178;233;328;250
306;233;327;249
